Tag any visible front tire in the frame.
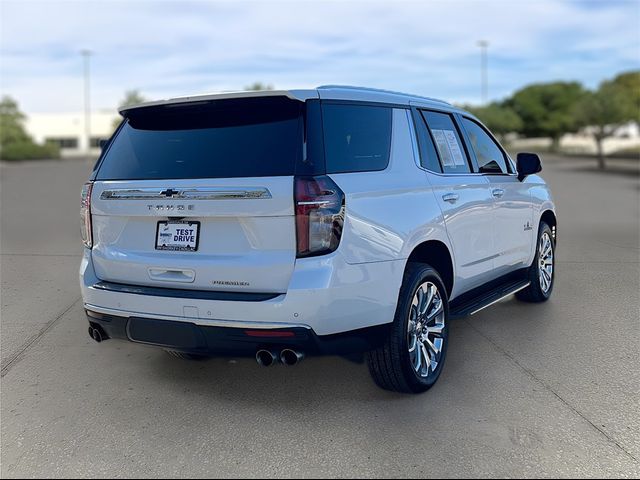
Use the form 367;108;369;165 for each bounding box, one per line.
366;263;449;394
516;221;555;303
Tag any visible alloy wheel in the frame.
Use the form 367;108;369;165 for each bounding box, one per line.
407;282;446;378
538;232;554;293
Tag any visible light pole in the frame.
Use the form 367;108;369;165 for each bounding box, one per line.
80;49;92;157
477;40;489;105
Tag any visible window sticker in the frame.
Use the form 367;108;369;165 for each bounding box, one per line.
443;130;466;166
431;129;454;167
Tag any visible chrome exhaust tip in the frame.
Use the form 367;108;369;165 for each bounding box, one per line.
88;326;103;343
280;349;304;366
256;350;277;367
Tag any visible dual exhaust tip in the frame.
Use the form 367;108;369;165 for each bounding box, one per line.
256;349;304;367
88;325;107;343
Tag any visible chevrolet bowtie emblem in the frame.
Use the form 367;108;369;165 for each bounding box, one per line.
159;189;181;197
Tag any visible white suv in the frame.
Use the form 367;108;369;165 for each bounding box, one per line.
80;86;556;393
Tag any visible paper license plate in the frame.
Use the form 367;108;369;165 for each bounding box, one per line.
155;221;200;251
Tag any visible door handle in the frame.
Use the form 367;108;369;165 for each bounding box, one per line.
492;188;505;198
442;193;459;203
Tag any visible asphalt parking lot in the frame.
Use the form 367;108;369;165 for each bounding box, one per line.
1;155;638;478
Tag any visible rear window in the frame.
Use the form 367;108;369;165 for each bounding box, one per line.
95;96;303;180
321;104;392;173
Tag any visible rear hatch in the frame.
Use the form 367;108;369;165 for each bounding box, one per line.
90;95;305;294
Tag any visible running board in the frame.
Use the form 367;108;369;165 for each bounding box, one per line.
450;279;530;319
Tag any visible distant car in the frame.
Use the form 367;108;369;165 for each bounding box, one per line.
80;86;556;393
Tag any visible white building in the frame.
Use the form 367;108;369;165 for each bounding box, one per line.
24;110;119;158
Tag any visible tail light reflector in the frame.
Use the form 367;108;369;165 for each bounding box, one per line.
244;330;296;338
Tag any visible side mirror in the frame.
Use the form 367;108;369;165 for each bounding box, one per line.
516;152;542;181
99;139;109;150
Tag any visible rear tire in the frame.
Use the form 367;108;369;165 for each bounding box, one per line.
516;221;555;303
366;263;449;394
164;350;209;361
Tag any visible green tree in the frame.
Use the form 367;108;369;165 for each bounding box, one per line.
119;90;148;109
112;90;148;129
507;82;586;151
244;82;274;91
464;102;523;143
608;71;640;124
0;96;59;161
574;78;635;170
0;96;30;146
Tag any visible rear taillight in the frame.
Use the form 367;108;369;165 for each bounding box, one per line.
295;176;344;258
80;182;93;248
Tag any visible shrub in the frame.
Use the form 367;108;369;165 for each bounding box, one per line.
0;141;60;161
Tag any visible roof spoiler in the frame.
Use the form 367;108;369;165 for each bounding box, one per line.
119;89;318;115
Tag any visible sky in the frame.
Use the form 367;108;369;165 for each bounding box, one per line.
1;0;638;114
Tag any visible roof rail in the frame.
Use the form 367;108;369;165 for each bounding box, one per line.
317;85;451;106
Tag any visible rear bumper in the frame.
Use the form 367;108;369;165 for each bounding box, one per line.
80;248;405;338
86;309;390;356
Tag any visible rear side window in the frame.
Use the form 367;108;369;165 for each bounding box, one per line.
460;117;509;174
421;110;471;174
322;104;392;173
95;96;303;180
412;110;442;172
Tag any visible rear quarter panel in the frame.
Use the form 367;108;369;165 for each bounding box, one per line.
329;108;451;265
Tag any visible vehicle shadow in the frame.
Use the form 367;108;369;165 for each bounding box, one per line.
144;348;402;407
136;302;543;411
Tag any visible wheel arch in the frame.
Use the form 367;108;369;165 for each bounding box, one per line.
540;209;557;244
405;240;454;298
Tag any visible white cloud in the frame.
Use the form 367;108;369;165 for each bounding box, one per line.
1;0;638;113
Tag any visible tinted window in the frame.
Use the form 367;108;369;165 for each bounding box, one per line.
412;110;441;172
461;117;508;174
95;97;303;180
299;100;325;176
322;104;392;173
421;111;471;174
